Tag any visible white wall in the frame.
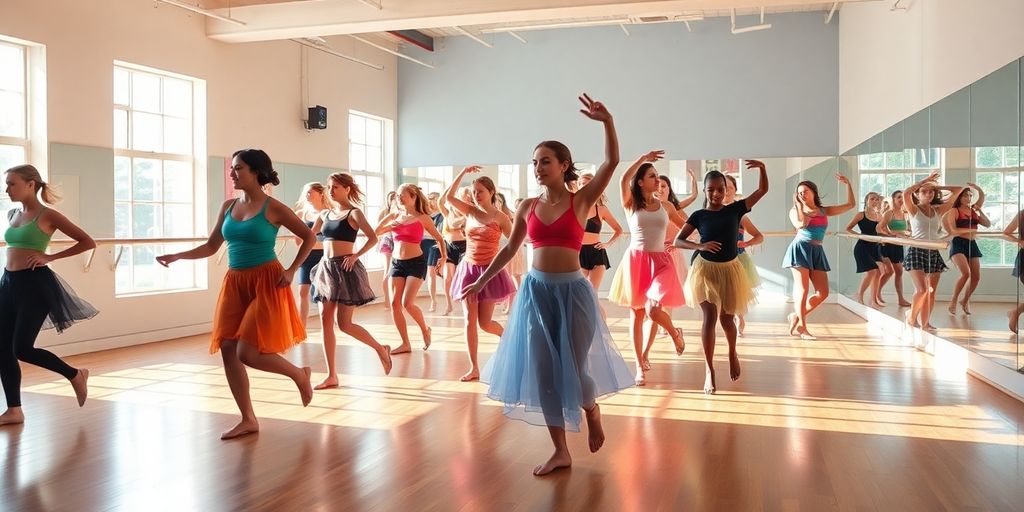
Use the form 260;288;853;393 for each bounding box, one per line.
839;0;1024;153
1;0;398;355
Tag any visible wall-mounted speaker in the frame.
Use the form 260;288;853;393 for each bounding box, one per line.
307;105;327;130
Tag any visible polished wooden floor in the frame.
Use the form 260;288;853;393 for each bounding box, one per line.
4;299;1024;511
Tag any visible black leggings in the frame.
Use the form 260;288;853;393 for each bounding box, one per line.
0;270;78;408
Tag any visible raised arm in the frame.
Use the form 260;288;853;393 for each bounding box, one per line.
575;94;620;211
26;210;97;270
903;171;940;217
156;199;231;266
620;151;663;209
789;191;810;230
677;169;699;210
823;173;855;216
443;166;479;217
935;184;966;216
741;160;769;209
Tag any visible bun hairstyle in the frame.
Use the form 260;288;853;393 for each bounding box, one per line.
232;149;280;186
5;164;61;204
398;183;430;215
535;140;580;183
328;172;364;205
702;170;727;208
796;180;824;209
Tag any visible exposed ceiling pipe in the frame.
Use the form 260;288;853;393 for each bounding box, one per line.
508;31;528;43
350;35;434;68
620;24;631;36
484;18;631;33
730;7;772;34
155;0;246;26
825;2;840;24
453;26;493;48
355;0;383;10
684;20;692;32
291;38;383;71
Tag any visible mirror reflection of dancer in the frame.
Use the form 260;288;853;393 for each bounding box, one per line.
309;173;392;390
423;192;444;313
157;149;316;439
846;192;887;308
943;184;990;316
1;165;96;427
655;170;697;335
1003;209;1024;333
437;188;469;316
674;161;768;394
608;151;687;386
878;191;913;307
377;192;398;310
461;94;633;476
577;172;624;295
902;173;962;331
293;182;328;326
496;193;526;315
724;175;763;336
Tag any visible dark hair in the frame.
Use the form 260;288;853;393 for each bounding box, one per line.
953;188;972;208
328;172;364;206
535;140;580;183
703;170;727;208
891;190;902;200
658;175;680;209
796;180;823;209
232;149;280;186
912;185;943;206
627;163;655;211
724;174;738;192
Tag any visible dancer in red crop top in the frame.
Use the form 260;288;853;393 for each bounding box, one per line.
459;94;632;476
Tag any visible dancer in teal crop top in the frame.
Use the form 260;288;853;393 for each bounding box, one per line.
221;198;279;269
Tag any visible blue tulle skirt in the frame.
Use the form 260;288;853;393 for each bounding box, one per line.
481;269;633;432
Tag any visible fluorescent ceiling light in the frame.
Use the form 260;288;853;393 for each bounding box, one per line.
350;35;434;68
155;0;247;26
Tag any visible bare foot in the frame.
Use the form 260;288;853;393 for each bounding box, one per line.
729;352;741;381
459;369;480;382
947;302;957;315
379;346;393;375
221;419;259;440
443;304;452;316
898;299;912;307
422;327;432;351
71;369;89;407
869;301;883;310
428;302;437;313
314;377;339;390
634;368;646;387
533;451;572;476
298;367;313;407
904;310;920;328
876;297;887;305
704;370;716;395
788;313;800;336
961;302;971;315
390;343;412;355
923;324;937;331
642;355;651;372
799;331;817;341
738;316;746;337
0;408;25;426
671;327;685;355
1009;311;1019;334
584;404;605;453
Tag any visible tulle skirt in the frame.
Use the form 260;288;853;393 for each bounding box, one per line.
607;247;685;309
450;261;516;302
0;267;98;333
211;260;306;354
685;256;757;316
482;270;633;432
310;257;376;306
737;252;761;288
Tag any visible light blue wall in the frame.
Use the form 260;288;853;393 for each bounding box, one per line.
398;13;839;168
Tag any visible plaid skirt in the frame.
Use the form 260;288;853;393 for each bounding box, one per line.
904;247;947;273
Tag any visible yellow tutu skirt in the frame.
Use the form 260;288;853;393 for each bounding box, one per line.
737;252;761;288
685;256;756;316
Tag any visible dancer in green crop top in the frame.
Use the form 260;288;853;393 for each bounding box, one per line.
156;149;317;440
878;190;913;307
1;164;97;427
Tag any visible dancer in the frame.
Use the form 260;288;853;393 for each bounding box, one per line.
654;171;698;337
377;191;398;310
444;167;516;381
1003;209;1024;333
309;172;392;390
673;162;767;394
1;165;96;426
608;151;687;385
878;191;913;307
462;94;632;476
497;193;526;314
424;192;444;312
376;184;446;354
293;182;328;326
437;188;469;316
724;174;763;336
156;149;315;439
845;192;888;308
944;184;989;315
902;172;962;331
784;174;855;339
578;172;623;292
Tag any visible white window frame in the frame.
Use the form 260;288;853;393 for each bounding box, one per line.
497;164;520;207
0;38;31;232
857;149;942;210
974;146;1022;268
349;110;392;270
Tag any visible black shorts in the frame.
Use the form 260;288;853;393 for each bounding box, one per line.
579;244;610;270
422;239;440;266
949;237;983;259
853;241;882;273
297;249;324;285
390;255;428;280
444;240;467;267
880;243;904;264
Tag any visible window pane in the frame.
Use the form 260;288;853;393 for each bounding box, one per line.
114;156;131;200
366;118;382;147
164;116;191;155
0;90;26;138
132;72;161;113
0;44;25;92
976;147;1002;168
114;109;129;149
1006;173;1019;206
163;78;191;118
133;203;161;238
114;68;130;106
132;111;163;152
131;245;160;290
114;203;131;238
0;144;25;173
1006;146;1020;168
115;247;132;292
349;115;365;144
978;238;1002;266
350;143;366;171
164;204;193;238
367;176;383;202
982;204;1003;230
163;160;193;203
977;172;1002;202
132;158;162;202
885;151;904;169
366;145;382;173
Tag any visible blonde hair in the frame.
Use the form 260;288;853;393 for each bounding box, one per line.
398;183;430;215
578;172;606;206
328;173;364;206
294;182;326;210
5;164;61;204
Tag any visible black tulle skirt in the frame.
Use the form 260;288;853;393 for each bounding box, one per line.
310;257;376;306
0;267;99;333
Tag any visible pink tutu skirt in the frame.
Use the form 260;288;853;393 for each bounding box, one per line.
450;261;516;302
608;247;686;309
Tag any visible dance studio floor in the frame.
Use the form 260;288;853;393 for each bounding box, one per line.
4;302;1024;511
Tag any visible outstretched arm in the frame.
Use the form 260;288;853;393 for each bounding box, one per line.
620;151;663;210
677;169;699;210
157;200;231;266
574;94;620;211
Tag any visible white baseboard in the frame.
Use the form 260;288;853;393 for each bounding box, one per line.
46;323;214;358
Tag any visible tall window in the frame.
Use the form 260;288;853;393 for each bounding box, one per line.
349;110;390;269
113;63;204;295
858;149;941;208
497;165;519;206
0;40;28;227
411;166;451;197
975;146;1022;267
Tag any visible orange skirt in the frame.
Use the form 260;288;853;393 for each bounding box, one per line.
210;260;306;354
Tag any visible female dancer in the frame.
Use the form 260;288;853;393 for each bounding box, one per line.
845;192;888;308
903;173;962;330
437;188;469;316
784;174;855;339
1;165;96;426
724;174;763;336
157;149;315;439
293;182;328;325
673;162;768;394
424;192;444;312
497;193;526;314
878;191;913;307
444;167;516;381
653;171;697;337
608;151;686;386
944;184;990;315
377;192;398;310
462;94;632;476
578;172;623;291
1003;209;1024;333
376;184;446;354
309;172;392;390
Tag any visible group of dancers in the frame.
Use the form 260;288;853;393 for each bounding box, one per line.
3;94;1022;476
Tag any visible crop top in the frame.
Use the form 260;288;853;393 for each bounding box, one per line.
526;195;583;251
796;210;828;242
584;209;602;234
392;218;425;244
954;209;980;230
4;209;51;252
222;199;279;269
321;210;359;243
683;200;751;263
627;204;669;252
464;221;501;265
857;214;880;237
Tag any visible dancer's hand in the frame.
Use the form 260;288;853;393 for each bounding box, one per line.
433;257;446;276
737;240;748;249
701;241;722;253
156;253;180;267
578;93;612;123
594;242;606;250
836;173;851;186
277;268;296;288
745;160;766;171
341;255;357;271
26;253;54;269
459;279;484;300
642;150;665;162
925;170;941;183
793;192;803;209
461;165;483;175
